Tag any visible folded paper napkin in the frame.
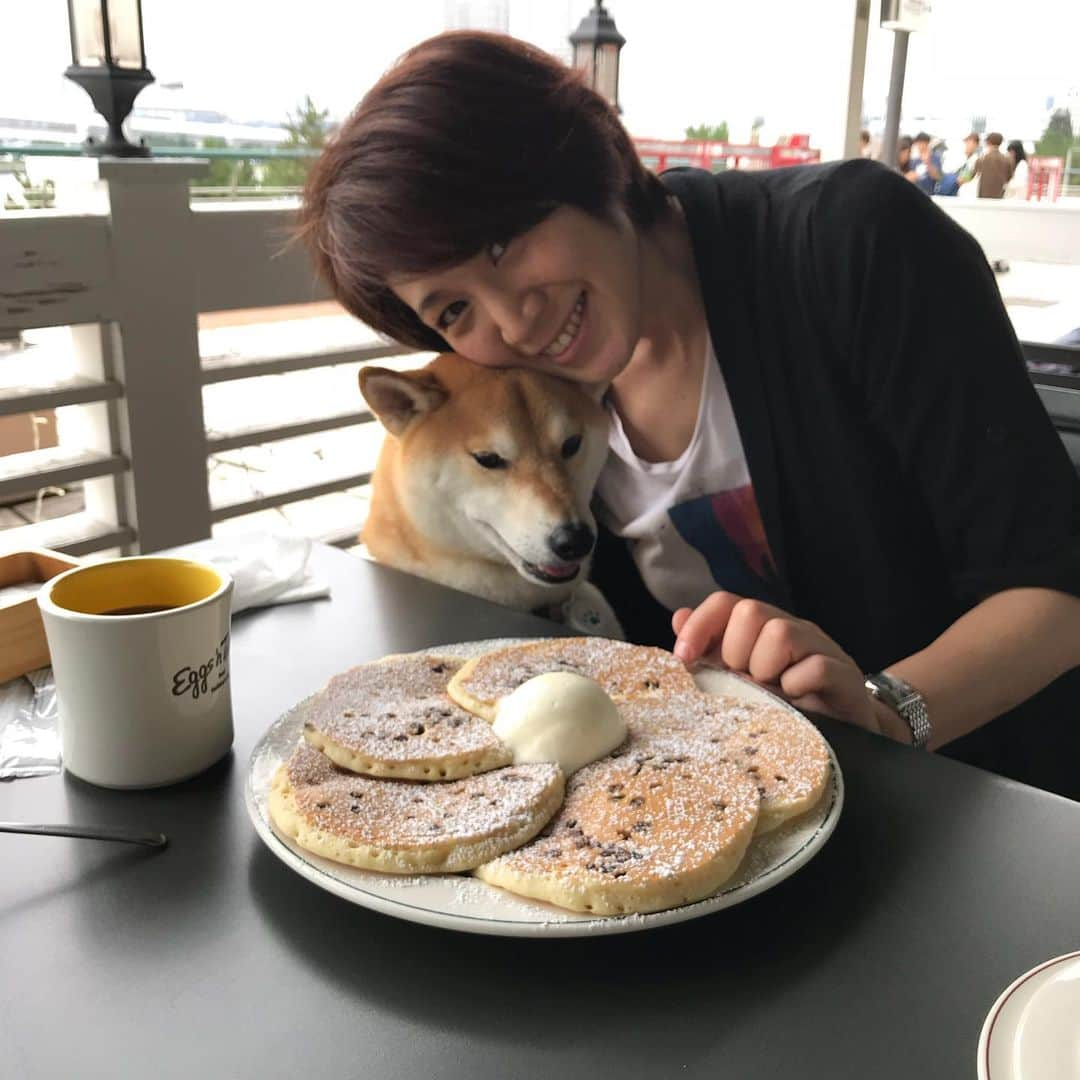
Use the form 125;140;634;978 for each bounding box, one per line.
0;532;330;779
197;532;330;613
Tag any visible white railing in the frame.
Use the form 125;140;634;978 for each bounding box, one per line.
0;157;416;557
932;195;1080;264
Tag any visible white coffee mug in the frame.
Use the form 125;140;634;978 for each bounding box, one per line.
38;556;234;789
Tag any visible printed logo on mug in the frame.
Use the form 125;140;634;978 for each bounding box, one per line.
38;557;234;788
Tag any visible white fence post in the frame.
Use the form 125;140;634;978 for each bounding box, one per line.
99;158;212;552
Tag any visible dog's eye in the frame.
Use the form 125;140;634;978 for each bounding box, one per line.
561;434;582;459
471;451;508;470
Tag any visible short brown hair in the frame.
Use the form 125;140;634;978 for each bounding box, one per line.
986;132;1003;147
297;32;666;350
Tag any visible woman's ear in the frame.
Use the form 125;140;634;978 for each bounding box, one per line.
359;366;448;436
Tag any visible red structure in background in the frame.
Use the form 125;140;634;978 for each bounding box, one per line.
633;134;821;173
1027;157;1064;202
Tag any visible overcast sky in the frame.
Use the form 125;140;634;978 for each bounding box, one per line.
4;0;1077;152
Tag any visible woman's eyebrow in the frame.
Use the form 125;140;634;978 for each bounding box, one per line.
418;290;449;317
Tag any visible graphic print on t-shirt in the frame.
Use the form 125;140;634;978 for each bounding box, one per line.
668;486;782;606
596;334;786;616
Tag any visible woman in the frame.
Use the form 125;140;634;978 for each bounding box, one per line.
299;32;1080;797
1005;140;1030;200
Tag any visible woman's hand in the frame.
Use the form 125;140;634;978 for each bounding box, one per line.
672;592;885;736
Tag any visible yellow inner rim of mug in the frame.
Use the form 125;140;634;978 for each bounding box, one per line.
49;558;223;615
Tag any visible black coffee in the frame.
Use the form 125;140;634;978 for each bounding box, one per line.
100;604;180;616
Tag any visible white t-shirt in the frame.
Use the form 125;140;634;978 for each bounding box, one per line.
595;336;778;613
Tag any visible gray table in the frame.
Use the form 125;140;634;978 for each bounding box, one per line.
3;544;1078;1079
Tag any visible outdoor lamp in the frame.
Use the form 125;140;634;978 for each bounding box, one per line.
64;0;154;157
569;4;625;112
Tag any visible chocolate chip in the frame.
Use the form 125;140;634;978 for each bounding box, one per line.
315;801;329;809
343;710;355;718
350;804;361;813
629;796;645;808
406;722;425;735
392;734;407;742
431;663;446;673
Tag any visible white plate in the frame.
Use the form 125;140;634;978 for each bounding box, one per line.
244;639;844;937
978;951;1080;1080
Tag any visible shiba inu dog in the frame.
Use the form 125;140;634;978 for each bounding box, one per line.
359;354;621;635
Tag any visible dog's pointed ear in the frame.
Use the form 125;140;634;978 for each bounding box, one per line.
359;367;448;437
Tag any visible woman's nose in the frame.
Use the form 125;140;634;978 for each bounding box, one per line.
494;289;544;352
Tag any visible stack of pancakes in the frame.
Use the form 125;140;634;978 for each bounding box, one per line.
269;638;831;916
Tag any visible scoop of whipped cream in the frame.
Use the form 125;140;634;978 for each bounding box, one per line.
492;671;627;775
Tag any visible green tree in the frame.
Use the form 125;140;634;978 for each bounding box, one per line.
685;122;729;142
201;135;256;190
1035;108;1078;159
263;96;331;189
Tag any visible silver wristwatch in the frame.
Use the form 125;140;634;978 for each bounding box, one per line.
864;671;932;749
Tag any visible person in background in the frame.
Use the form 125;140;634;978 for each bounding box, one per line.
905;131;942;194
1005;140;1030;200
896;135;913;174
974;132;1011;198
859;129;874;159
954;132;981;196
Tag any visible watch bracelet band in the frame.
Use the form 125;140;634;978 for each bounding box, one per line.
864;672;932;749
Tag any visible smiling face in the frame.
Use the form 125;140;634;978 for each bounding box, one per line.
391;206;643;392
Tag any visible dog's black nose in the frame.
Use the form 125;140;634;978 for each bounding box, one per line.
548;523;595;561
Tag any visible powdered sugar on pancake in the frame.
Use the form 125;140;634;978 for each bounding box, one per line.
617;692;831;833
475;729;761;914
271;742;563;873
448;637;697;720
301;654;511;779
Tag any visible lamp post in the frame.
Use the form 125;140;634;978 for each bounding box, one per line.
879;0;932;168
64;0;155;157
569;4;625;112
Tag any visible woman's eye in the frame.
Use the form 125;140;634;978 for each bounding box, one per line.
437;300;467;331
471;451;508;470
561;434;582;459
488;239;508;265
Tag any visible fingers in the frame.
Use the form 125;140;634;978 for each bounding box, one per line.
780;654;880;734
744;614;848;685
671;592;742;664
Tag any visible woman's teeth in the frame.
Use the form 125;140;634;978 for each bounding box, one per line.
542;293;585;357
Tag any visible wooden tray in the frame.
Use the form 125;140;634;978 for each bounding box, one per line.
0;549;81;683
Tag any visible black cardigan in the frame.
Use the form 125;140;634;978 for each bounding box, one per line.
591;160;1080;796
